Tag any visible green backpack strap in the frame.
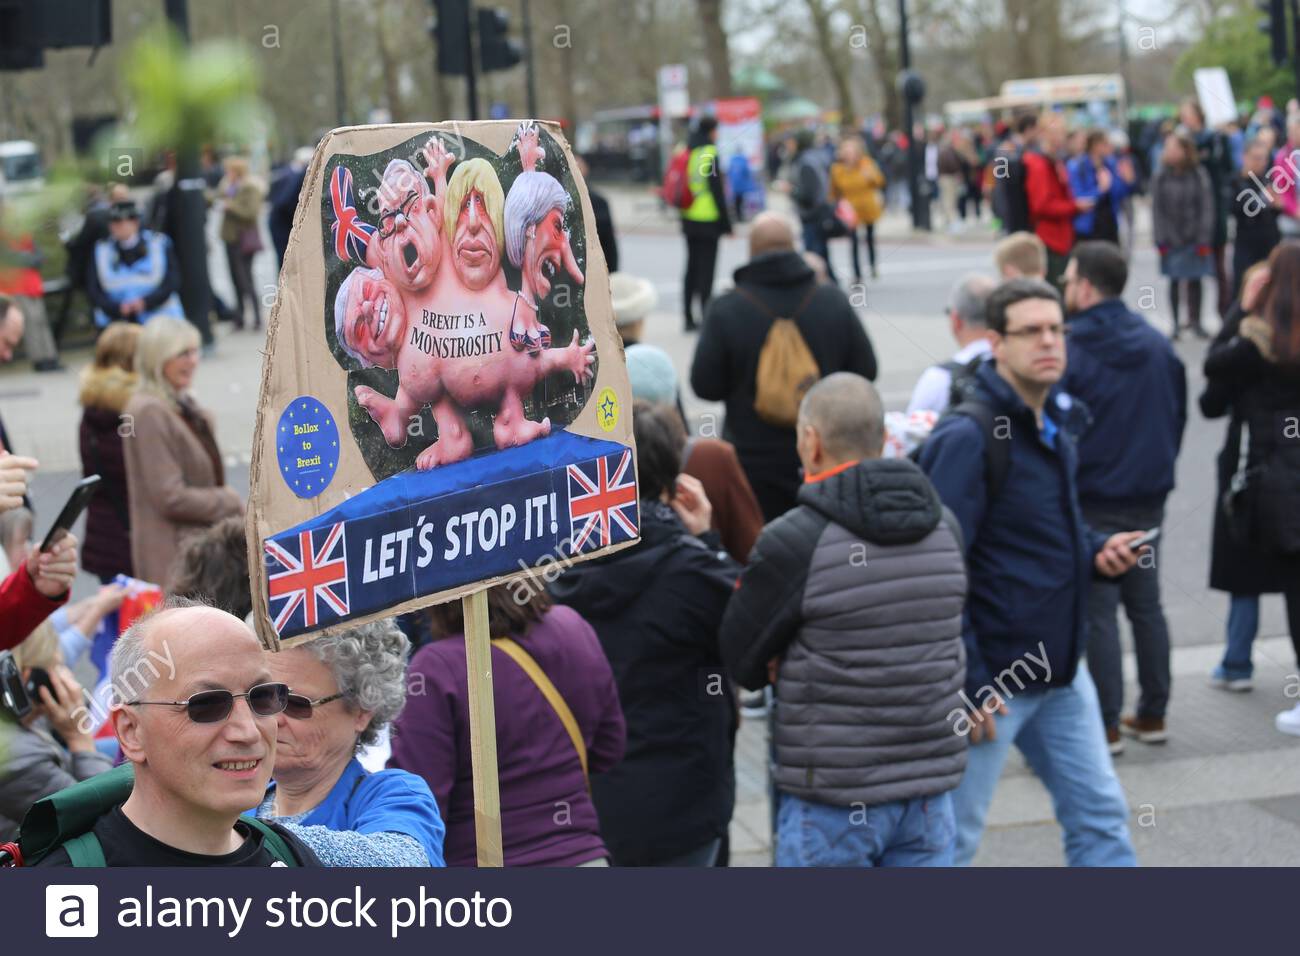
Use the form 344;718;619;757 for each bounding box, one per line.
242;818;301;867
63;831;107;867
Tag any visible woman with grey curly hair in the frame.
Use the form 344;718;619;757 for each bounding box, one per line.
253;618;445;866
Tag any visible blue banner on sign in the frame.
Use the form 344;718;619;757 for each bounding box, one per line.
262;432;638;640
276;396;341;498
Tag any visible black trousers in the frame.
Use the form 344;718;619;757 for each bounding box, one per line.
683;234;720;327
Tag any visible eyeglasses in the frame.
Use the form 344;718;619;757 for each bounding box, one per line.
377;191;418;239
1002;322;1064;341
284;691;346;720
128;682;289;724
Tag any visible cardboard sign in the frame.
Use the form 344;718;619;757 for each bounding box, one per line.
248;121;639;649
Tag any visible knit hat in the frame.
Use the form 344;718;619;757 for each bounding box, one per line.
609;272;657;329
625;344;678;406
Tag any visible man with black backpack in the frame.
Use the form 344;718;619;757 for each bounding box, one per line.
917;278;1147;867
691;212;877;521
30;597;319;867
907;273;996;414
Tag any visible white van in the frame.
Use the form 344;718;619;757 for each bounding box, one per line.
0;141;45;196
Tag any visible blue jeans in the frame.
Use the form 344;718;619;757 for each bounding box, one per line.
776;791;955;867
953;667;1136;866
1220;594;1260;678
1083;503;1171;727
800;220;837;284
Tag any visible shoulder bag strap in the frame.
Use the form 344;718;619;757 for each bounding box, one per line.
243;818;300;866
492;637;589;788
64;831;107;867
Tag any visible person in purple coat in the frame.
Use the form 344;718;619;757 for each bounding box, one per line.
389;588;625;866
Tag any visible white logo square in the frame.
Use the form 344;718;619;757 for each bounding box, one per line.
45;885;99;938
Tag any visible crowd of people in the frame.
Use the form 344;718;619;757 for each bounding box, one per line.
0;93;1297;868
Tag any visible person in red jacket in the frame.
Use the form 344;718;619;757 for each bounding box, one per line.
0;534;78;650
1023;113;1093;288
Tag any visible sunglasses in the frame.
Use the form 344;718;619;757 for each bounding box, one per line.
284;691;345;720
128;682;289;724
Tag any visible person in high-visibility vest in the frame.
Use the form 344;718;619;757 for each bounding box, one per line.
85;201;183;329
681;116;731;332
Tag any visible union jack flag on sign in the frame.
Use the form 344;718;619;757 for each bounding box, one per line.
567;449;639;554
329;165;375;263
264;522;350;636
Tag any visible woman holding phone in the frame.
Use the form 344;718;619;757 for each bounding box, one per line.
0;622;114;840
122;316;243;590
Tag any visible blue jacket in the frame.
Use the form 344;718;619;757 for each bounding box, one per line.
263;758;446;866
1063;298;1187;508
1067;154;1129;235
918;361;1106;702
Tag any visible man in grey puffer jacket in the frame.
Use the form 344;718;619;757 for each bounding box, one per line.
720;373;968;866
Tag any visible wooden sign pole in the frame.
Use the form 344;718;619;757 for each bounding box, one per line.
462;587;504;867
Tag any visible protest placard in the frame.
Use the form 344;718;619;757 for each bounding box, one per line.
248;120;638;650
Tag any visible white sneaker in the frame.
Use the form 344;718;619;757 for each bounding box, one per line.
1275;702;1300;736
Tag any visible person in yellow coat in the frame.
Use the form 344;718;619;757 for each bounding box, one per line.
830;135;886;281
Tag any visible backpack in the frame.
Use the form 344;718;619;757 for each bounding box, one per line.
9;763;300;867
939;354;987;410
662;149;694;211
909;399;1011;501
738;285;821;428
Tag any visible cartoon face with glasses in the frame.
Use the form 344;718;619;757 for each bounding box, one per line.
368;158;446;294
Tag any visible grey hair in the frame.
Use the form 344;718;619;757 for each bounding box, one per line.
333;267;378;367
504;171;570;269
947;273;996;328
379;158;428;213
798;372;885;460
109;594;209;704
298;618;410;749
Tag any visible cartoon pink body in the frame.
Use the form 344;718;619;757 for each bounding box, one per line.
348;132;595;471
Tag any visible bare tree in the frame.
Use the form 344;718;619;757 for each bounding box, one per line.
695;0;734;98
804;0;855;124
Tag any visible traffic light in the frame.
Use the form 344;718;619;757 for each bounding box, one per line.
478;7;522;73
1260;0;1288;67
0;0;45;71
0;0;112;71
433;0;470;76
42;0;112;49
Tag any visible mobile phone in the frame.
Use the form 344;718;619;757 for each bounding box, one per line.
1129;527;1161;551
24;667;54;705
39;474;101;553
0;651;33;720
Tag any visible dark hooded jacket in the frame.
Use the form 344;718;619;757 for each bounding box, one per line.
690;250;877;520
720;458;968;808
918;361;1110;702
549;502;740;864
1062;297;1187;508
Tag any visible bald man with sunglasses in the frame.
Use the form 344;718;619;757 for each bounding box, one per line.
37;598;320;866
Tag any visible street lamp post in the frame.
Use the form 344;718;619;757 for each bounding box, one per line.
162;0;214;348
897;0;930;231
522;0;538;118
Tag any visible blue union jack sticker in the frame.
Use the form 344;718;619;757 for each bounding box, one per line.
264;522;350;636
